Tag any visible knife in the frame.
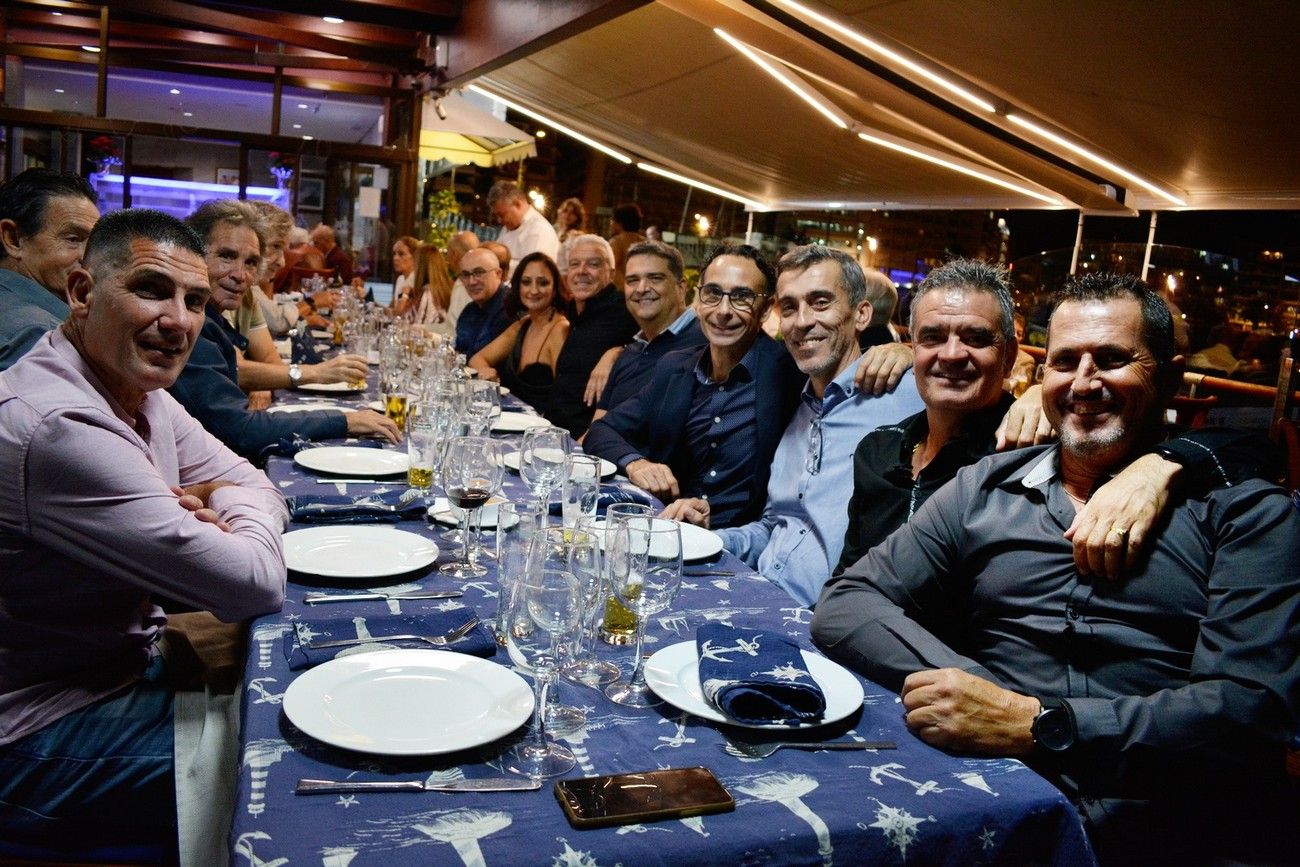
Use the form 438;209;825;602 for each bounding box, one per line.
295;777;542;794
314;478;391;484
303;590;463;604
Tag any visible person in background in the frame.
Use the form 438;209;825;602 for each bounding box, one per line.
584;245;802;528
813;272;1300;864
482;240;511;276
389;235;421;316
607;202;645;290
170;199;398;459
248;202;299;338
453;246;510;357
544;234;638;437
470;252;569;412
554;196;586;243
0;208;287;860
0;168;101;370
487;180;559;275
309;222;353;283
407;244;457;341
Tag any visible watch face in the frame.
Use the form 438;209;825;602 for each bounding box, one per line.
1034;708;1074;751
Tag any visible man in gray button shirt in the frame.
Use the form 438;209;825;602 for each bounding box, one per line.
812;272;1300;863
0;168;100;370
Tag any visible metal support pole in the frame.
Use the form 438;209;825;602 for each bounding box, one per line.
745;211;754;246
1068;211;1085;276
1140;211;1159;281
676;186;693;236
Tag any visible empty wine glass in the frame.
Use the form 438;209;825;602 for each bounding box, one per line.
504;568;581;779
439;436;504;579
519;426;570;510
462;379;500;436
605;517;683;708
561;516;620;687
560;455;602;527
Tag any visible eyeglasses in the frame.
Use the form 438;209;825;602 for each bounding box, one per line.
459;267;498;282
698;284;764;312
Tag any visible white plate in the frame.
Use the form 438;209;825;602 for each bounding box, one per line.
283;649;533;755
503;450;616;480
643;640;865;730
366;400;385;413
294;446;409;476
590;519;724;562
427;496;512;529
282;525;439;578
266;403;335;414
490;412;551;433
298;381;365;393
311;329;334;340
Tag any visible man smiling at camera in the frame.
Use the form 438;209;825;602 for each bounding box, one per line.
0;208;288;860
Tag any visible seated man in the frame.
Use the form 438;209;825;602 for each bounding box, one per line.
716;246;924;605
0;208;288;860
169;199;397;460
587;240;705;427
453;246;510;357
545;234;638;437
309;222;353;283
812;272;1300;863
0;168;101;369
585;245;803;528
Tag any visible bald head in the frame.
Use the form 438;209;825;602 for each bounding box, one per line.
459;247;502;306
448;230;479;270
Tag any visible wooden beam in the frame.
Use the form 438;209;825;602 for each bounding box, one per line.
441;0;651;88
270;65;281;135
95;4;107;116
198;0;459;31
105;46;393;73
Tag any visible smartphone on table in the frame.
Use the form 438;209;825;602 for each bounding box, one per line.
554;766;735;829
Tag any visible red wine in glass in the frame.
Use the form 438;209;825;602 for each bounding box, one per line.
449;486;492;510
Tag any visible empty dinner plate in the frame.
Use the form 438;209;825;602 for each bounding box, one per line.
589;518;724;561
503;451;616;479
297;382;365;393
283;650;533;755
643;640;864;730
490;412;552;433
294;446;409;476
282;525;439;578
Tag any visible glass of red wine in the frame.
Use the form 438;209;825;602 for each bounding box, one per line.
439;436;505;579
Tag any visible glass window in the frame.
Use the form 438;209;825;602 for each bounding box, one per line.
107;67;276;136
280;85;385;147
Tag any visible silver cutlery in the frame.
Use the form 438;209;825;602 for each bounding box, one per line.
684;570;735;577
303;590;463;604
723;739;896;759
304;617;480;649
296;777;541;795
314;478;390;484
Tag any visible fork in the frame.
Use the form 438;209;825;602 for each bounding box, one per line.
305;617;480;650
723;739;896;759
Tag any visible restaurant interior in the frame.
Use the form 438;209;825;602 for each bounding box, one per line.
2;1;1299;864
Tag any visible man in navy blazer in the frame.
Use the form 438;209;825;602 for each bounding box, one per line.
584;245;802;529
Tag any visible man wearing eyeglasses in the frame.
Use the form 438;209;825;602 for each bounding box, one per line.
713;246;924;605
584;245;803;528
453;247;510;357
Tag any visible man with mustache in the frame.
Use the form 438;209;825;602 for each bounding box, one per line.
812;270;1299;862
0;209;288;859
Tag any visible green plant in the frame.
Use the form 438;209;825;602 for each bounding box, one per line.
426;189;461;249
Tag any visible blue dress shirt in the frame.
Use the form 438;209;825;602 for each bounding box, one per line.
454;290;510;357
682;344;762;527
598;308;705;412
0;269;67;371
717;360;924;606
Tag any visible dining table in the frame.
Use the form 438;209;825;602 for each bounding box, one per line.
228;377;1097;867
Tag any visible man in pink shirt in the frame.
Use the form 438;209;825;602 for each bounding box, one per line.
0;208;287;861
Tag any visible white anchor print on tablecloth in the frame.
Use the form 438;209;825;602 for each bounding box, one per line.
246;677;284;705
860;763;952;797
698;633;762;663
233;831;288;866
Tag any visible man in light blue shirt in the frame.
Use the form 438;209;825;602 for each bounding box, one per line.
0;169;100;370
717;246;923;606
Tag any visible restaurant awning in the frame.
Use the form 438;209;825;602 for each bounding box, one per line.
459;0;1300;213
418;92;536;168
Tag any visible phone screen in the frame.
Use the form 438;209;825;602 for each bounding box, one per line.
555;767;735;829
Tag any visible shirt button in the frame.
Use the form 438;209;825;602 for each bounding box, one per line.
710;442;718;448
709;470;717;477
713;416;722;424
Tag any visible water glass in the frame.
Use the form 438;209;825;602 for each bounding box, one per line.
405;399;437;493
462;379;500;436
520;426;570;508
599;503;654;645
562;516;620;687
560;455;601;527
494;502;546;645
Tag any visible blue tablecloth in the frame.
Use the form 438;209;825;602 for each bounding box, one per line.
229;386;1096;866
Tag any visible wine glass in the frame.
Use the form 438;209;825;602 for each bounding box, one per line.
504;568;581;779
560;455;602;528
519;426;570;510
561;516;621;687
604;517;683;707
599;503;654;645
438;436;504;579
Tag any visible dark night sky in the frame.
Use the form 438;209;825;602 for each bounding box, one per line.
1003;210;1300;267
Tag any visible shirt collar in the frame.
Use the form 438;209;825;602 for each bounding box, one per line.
800;352;862;414
634;307;696;346
694;339;759;385
1019;447;1060;491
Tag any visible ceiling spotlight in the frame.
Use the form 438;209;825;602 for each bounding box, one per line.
52;10;62;15
169;88;180;95
323;16;344;24
535;130;547;138
183;111;193;117
297;103;309;109
81;45;101;53
54;88;65;94
302;135;314;141
292;123;302;129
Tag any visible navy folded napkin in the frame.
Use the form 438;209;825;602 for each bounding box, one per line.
290;324;324;364
547;485;655;517
286;489;430;524
284;607;494;670
695;624;826;725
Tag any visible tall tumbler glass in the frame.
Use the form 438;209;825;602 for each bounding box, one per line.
560;455;601;527
604;517;683;708
599;503;653;645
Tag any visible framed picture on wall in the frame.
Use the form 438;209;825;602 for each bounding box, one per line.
298;177;324;210
216;168;240;186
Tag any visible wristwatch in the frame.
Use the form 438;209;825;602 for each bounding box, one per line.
288;363;302;387
1031;698;1076;752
